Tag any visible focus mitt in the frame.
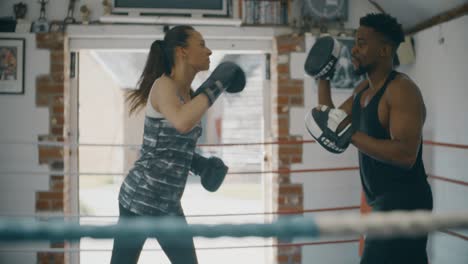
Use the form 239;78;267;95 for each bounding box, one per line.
305;105;355;154
304;36;342;80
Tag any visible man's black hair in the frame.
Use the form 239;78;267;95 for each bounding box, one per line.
360;13;405;51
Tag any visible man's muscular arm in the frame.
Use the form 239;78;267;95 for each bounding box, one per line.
317;79;335;107
351;78;425;168
318;79;368;113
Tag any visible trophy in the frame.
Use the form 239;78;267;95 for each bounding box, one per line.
31;0;49;33
64;0;78;24
49;0;78;32
80;5;91;25
14;2;27;19
14;2;32;33
102;0;112;16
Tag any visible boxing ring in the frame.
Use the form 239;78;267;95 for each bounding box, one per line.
1;139;467;263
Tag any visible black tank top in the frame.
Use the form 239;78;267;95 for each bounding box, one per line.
352;71;432;211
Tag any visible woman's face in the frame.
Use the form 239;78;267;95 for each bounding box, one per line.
182;30;212;71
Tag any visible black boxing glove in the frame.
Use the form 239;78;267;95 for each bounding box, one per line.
190;153;228;192
193;62;246;106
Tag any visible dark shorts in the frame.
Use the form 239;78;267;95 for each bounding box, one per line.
362;183;433;264
361;235;429;264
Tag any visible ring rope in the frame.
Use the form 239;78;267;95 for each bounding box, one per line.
2;170;467;189
0;206;361;219
0;139;314;148
1;170;466;189
1;211;467;242
0;239;361;253
0;167;360;177
2;139;467;149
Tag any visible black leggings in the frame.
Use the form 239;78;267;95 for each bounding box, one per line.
110;204;198;264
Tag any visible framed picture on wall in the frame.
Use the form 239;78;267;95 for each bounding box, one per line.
0;38;25;94
330;37;365;91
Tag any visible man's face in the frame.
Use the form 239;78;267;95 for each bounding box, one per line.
351;26;383;75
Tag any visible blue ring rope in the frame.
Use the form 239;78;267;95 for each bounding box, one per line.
0;216;319;241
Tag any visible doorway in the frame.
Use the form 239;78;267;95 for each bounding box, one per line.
73;48;272;263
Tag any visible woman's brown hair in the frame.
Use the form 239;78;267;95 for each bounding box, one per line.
126;25;195;114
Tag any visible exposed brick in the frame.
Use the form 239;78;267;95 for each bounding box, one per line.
278;195;286;205
51;115;64;126
277;253;301;263
37;252;65;264
52;95;64;105
36;93;50;106
278;33;304;44
277;136;293;142
279;245;301;253
50;176;64;191
51;50;64;62
54;253;65;264
50;62;64;74
276;105;289;114
34;32;68;250
37;252;49;262
36;32;64;49
52;104;64;114
277;64;289;74
276;34;305;54
51;175;63;181
278;155;290;165
278;153;292;162
37;83;64;94
278;247;293;255
278;205;303;213
35;33;49;46
279;193;303;207
51;180;64;191
37;75;51;86
50;161;64;170
277;44;295;54
291;154;302;163
278;86;303;96
51;242;65;248
278;145;301;155
278;174;290;184
276;34;296;46
36;200;51;211
38;134;53;141
279;184;302;194
277;116;289;127
37;191;64;200
271;33;306;263
38;147;63;163
289;96;303;106
51;200;64;210
278;79;303;87
290;135;302;141
51;126;64;136
278;73;290;80
50;72;65;82
276;95;289;105
278;125;289;136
